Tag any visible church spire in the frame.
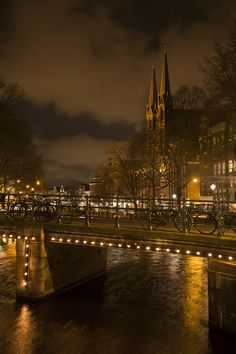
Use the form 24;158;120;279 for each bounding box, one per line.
149;63;158;111
159;46;172;111
146;63;158;130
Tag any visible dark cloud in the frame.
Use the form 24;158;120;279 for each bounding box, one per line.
68;0;236;49
37;133;116;184
23;100;137;141
43;159;94;186
0;0;14;49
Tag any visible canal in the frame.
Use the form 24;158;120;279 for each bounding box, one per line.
0;240;236;354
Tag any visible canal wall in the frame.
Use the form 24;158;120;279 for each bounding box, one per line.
208;259;236;336
16;226;107;300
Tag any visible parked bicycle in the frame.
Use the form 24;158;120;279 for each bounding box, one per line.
194;202;236;235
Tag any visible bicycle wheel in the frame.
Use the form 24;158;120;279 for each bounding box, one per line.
152;211;166;229
33;204;49;222
194;213;217;235
227;214;236;233
9;203;27;220
174;209;193;232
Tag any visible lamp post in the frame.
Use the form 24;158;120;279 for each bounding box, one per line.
36;180;43;194
210;183;216;200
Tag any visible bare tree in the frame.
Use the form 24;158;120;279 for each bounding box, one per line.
173;85;206;110
140;130;170;201
200;17;236;110
167;139;190;202
105;142;144;209
0;78;43;194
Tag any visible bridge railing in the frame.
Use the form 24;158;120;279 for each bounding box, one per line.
0;193;236;235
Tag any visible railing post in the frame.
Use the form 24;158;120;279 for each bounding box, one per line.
216;198;224;236
148;197;152;230
115;195;120;228
58;193;62;223
6;194;10;214
182;198;187;233
85;195;90;227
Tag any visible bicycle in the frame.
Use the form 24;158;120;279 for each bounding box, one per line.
8;198;57;222
137;203;193;233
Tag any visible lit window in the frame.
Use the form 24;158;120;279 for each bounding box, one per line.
213;164;217;175
217;162;221;174
234;160;236;172
229;160;233;173
222;162;226;174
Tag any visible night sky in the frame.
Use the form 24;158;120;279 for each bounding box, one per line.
0;0;235;185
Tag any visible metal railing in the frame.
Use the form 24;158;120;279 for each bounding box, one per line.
0;193;236;235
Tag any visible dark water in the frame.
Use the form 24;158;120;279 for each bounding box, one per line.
0;241;236;354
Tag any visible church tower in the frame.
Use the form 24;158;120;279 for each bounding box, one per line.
146;47;172;148
158;46;172;143
146;64;158;131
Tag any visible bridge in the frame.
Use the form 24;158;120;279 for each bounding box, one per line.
0;194;236;336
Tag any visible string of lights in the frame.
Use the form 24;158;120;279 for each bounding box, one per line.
0;232;235;291
48;235;234;261
0;233;234;261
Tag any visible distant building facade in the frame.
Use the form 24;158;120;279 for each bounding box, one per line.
199;117;236;201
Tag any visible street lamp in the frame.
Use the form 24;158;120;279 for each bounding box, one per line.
36;180;43;194
210;183;216;192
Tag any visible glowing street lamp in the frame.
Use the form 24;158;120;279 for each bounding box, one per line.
210;183;216;192
36;180;43;194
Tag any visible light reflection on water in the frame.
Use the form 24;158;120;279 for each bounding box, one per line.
0;242;235;354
